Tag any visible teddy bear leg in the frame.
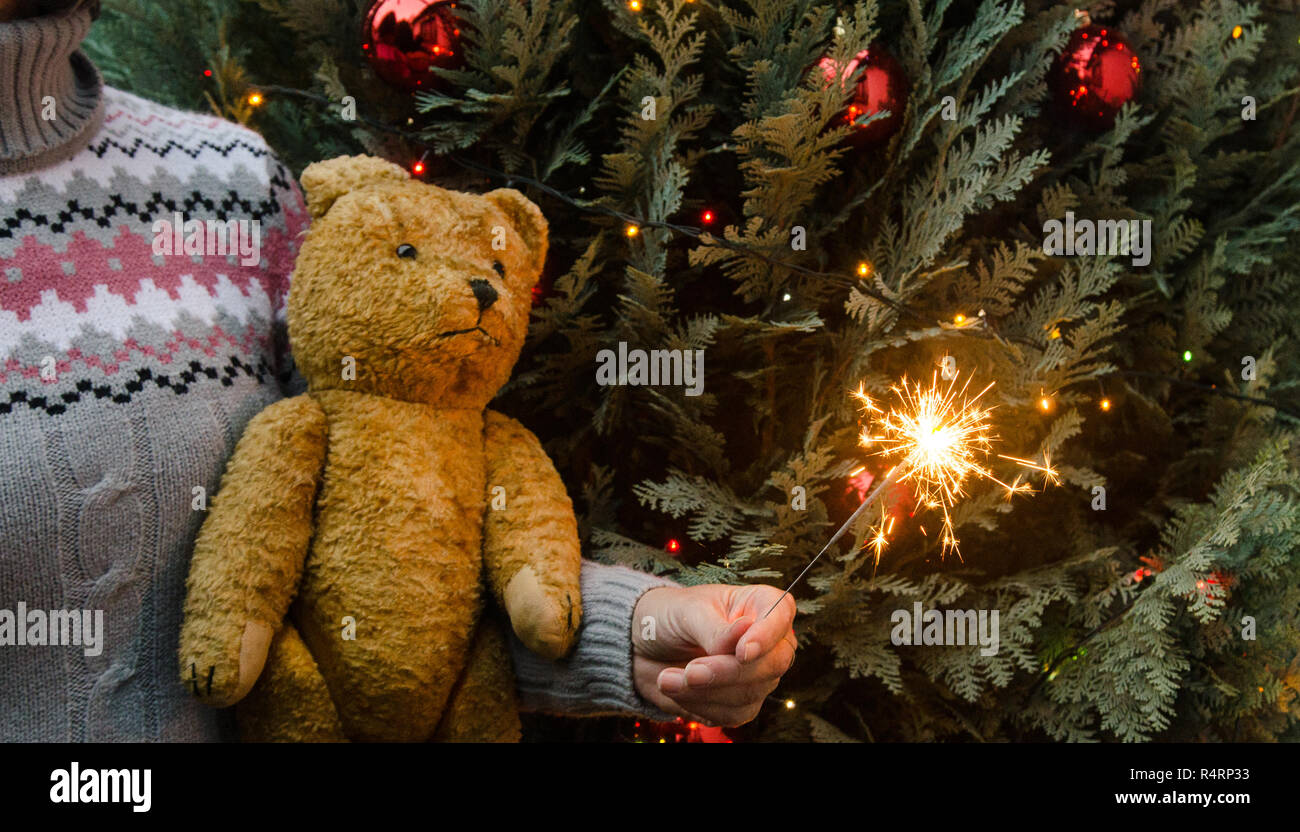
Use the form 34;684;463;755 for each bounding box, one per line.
432;618;521;742
237;623;348;742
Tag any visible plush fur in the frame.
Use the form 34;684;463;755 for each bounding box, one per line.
178;155;582;742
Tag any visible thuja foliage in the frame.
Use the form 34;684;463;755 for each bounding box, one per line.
90;0;1300;741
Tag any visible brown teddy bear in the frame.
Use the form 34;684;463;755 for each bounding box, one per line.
178;155;582;742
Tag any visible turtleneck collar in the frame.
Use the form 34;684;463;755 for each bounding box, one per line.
0;3;104;175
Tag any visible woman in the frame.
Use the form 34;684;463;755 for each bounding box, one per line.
0;0;795;741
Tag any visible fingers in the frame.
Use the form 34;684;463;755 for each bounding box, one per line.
733;585;796;663
630;582;800;727
651;632;796;727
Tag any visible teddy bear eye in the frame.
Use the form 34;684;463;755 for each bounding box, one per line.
396;244;418;259
492;261;506;278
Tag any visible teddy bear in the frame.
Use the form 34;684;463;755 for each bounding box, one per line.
178;155;582;742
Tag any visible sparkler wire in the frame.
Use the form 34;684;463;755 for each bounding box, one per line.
762;467;898;619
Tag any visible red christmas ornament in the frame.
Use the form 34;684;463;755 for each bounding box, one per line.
1049;25;1142;131
362;0;465;92
818;43;910;146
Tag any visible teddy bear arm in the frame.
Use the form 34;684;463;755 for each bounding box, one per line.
179;394;329;707
482;411;583;661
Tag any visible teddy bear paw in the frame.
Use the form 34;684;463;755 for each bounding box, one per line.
503;566;578;660
178;619;274;707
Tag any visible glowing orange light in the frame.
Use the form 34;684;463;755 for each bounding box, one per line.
1232;25;1243;39
1100;398;1112;412
1039;397;1051;412
625;224;639;238
1049;327;1061;339
247;92;263;107
854;372;1059;559
954;313;966;326
628;0;641;10
857;261;872;277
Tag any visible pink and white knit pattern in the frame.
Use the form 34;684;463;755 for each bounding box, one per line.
0;87;307;406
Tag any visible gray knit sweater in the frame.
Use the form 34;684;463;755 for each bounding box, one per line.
0;2;674;741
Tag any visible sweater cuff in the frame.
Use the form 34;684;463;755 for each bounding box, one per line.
509;560;679;720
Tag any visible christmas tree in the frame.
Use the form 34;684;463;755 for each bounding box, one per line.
87;0;1300;742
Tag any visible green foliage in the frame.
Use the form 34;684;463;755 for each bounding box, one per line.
89;0;1300;741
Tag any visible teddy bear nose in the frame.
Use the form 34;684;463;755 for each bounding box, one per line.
469;278;498;311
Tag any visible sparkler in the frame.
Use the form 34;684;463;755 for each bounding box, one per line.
764;370;1058;618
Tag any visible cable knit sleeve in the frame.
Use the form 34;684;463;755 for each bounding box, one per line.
508;560;679;719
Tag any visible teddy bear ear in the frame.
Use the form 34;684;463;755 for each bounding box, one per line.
487;188;549;275
300;155;410;219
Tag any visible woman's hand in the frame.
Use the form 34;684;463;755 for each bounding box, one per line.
631;584;797;727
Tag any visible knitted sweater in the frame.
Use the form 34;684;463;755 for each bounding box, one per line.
0;3;673;741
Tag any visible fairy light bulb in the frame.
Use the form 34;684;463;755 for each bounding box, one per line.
625;224;640;238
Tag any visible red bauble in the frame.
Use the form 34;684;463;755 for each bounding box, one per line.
818;43;910;146
1049;25;1142;131
362;0;465;92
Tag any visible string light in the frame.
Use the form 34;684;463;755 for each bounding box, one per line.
625;224;640;238
628;0;641;10
247;92;264;107
665;538;681;553
243;82;1300;424
953;313;966;326
203;69;212;77
701;210;715;225
784;699;796;710
1232;25;1243;39
1049;327;1061;340
1182;350;1194;362
1100;398;1112;412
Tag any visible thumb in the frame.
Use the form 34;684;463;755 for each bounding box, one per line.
680;604;753;656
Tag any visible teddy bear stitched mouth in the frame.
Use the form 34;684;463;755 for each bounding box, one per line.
437;322;500;346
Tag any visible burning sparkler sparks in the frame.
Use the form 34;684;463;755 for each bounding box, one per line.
764;369;1058;618
852;371;1059;560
